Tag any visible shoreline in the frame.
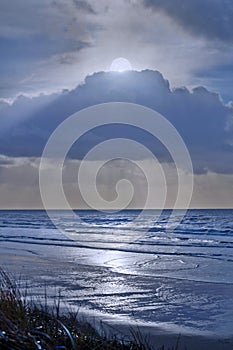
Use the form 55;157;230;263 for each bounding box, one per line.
1;249;233;349
1;213;233;350
62;306;233;350
1;270;233;350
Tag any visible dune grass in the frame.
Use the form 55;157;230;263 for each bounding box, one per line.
0;268;181;350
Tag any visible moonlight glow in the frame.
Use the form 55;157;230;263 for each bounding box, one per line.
110;57;132;72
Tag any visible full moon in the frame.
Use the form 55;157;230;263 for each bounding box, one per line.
110;57;132;72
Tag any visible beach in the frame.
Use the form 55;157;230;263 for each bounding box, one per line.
1;209;233;349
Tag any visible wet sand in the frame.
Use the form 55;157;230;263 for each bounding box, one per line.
1;243;233;350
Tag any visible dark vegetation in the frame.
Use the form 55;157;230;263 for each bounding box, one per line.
0;269;180;350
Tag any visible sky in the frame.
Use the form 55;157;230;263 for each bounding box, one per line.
0;0;233;209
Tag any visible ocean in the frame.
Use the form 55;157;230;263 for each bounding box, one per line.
0;209;233;346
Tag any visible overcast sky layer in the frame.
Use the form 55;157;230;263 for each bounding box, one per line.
0;0;233;209
1;0;233;101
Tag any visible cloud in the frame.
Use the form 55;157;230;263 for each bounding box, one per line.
72;0;96;14
143;0;233;42
0;70;232;174
0;34;88;83
0;0;97;98
0;157;232;209
2;0;233;102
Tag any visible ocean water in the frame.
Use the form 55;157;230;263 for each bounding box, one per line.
0;209;233;340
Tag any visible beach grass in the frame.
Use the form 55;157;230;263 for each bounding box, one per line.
0;268;181;350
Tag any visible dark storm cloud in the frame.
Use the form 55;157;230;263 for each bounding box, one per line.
143;0;233;42
0;70;232;174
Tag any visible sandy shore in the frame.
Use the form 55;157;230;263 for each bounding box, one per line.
1;242;233;350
